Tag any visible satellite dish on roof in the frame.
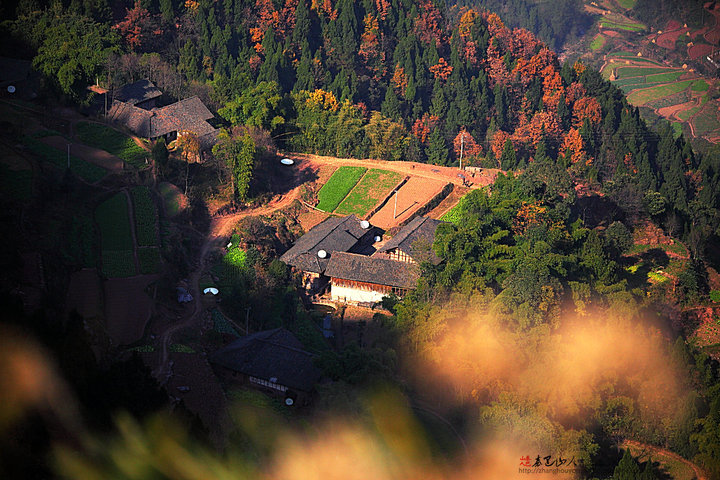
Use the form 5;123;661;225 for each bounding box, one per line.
285;397;295;406
7;86;15;94
203;287;219;295
317;249;327;259
280;158;294;165
360;220;370;229
374;235;382;242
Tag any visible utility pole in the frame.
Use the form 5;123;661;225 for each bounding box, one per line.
67;144;70;169
393;189;398;219
245;306;251;334
459;131;465;170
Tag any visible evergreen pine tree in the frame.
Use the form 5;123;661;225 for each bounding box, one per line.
612;449;641;480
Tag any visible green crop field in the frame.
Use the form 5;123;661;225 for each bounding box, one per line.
599;19;646;32
645;90;691;109
64;214;96;268
76;122;147;168
590;35;606;51
677;105;701;121
95;192;134;251
138;247;162;274
130;186;158;246
616;66;674;78
101;250;136;278
619;81;679;94
335;169;403;216
316;166;367;212
616;0;637;9
22;136;108;182
692;79;710;92
441;193;472;225
627;80;694;105
609;51;636;57
691;107;719;135
645;71;685;83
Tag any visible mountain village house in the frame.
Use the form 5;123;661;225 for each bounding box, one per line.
281;215;445;305
107;79;218;152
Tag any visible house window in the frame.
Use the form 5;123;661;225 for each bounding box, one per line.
249;376;288;392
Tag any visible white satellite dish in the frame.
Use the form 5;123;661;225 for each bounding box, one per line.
360;220;370;229
317;249;327;258
203;287;219;295
280;158;294;165
7;85;15;94
285;397;294;406
374;235;382;242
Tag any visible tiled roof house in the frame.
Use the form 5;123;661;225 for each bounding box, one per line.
209;328;322;405
108;81;218;151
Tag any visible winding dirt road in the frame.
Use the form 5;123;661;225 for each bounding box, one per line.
623;439;708;480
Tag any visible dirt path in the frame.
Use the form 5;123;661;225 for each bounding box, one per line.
622;439;708;480
286;152;499;189
153;184;303;378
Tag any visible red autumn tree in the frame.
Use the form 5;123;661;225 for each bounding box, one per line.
391;65;408;95
561;128;584;164
114;2;159;52
491;130;510;160
541;65;564;112
453;129;482;163
358;13;381;66
572;96;602;127
411;113;439;143
429;57;453;80
414;0;444;45
376;0;390;20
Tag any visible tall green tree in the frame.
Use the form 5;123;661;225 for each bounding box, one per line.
32;12;119;98
212;128;257;202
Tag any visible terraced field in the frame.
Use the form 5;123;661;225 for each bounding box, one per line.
600;54;720;142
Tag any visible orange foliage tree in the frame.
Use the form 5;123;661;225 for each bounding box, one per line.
414;0;444;44
513;201;547;235
541;65;564;112
453;129;482;163
411;113;439;143
491;130;510;160
429;57;453;80
572;96;602;127
561;128;584;164
391;65;408;95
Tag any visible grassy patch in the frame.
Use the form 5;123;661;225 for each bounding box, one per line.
335;169;403;216
590;34;606;51
676;105;701;121
101;250;136;278
692;79;710;92
130;186;158;246
627;80;694;105
75;122;147;168
128;345;155;352
95;192;134;251
158;182;186;217
645;71;685;83
0;164;32;201
138;247;162;274
212;309;240;337
615;0;637;9
648;271;669;283
22;136;107;182
169;344;195;353
616;66;675;78
316;166;367;212
599;19;646;32
671;121;683;138
691;106;719;136
441;193;471;225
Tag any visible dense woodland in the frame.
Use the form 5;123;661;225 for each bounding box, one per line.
2;0;720;478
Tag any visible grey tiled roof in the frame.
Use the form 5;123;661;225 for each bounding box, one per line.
113;79;162;105
325;252;420;289
108;95;217;146
209;328;322;392
378;216;445;265
280;215;372;274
